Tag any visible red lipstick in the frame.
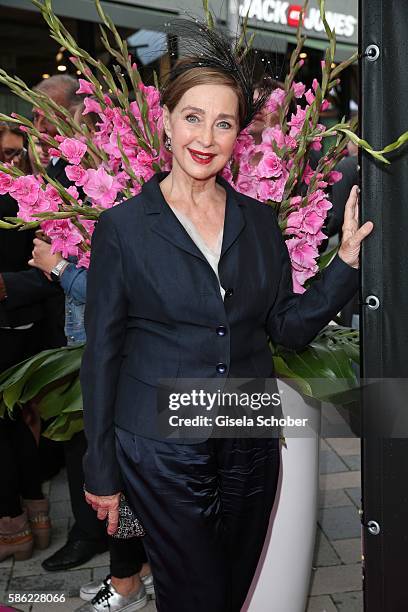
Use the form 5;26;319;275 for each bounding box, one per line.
188;148;216;165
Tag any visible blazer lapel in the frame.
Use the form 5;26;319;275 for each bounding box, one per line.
218;177;246;259
144;173;207;263
143;172;246;263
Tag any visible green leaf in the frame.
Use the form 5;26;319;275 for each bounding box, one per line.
42;410;84;442
276;325;359;402
0;348;64;408
19;346;84;404
60;377;83;413
0;220;17;229
0;346;83;411
273;355;313;396
36;380;72;420
318;245;338;270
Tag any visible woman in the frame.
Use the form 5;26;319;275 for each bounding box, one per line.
81;25;372;612
0;124;51;563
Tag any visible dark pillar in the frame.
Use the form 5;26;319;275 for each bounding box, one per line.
360;1;408;610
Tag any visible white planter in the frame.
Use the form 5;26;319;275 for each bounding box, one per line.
244;380;321;612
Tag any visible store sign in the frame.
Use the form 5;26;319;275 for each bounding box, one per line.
238;0;358;43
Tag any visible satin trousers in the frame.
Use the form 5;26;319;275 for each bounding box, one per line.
115;429;280;612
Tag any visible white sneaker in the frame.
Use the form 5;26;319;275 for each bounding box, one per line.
80;574;154;602
80;575;112;602
141;574;155;599
75;581;147;611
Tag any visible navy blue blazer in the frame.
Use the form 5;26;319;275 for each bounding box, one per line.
81;172;358;495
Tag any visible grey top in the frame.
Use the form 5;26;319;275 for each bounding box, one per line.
169;205;225;300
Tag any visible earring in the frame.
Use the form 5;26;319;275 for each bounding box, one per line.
165;136;172;152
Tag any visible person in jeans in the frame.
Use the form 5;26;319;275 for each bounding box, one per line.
30;239;153;611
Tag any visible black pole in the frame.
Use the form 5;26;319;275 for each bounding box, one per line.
360;1;408;610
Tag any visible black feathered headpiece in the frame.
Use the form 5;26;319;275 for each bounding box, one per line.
161;19;271;130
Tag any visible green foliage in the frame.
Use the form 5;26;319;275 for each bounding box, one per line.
0;345;84;417
275;325;359;402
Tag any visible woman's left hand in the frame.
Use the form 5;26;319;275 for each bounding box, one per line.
84;490;121;535
28;238;63;277
338;185;374;269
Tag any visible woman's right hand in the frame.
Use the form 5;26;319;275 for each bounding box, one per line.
84;490;121;535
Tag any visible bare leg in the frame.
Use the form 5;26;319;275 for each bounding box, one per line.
111;574;142;596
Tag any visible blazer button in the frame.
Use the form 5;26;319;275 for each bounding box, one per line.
225;288;234;298
216;363;227;374
216;325;227;336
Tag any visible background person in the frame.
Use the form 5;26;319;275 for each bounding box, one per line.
30;99;154;608
0;76;108;572
0;123;51;563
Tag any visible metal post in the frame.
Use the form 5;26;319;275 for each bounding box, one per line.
360;1;408;610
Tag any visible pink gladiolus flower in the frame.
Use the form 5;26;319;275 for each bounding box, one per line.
257;174;287;203
305;89;315;105
327;170;343;185
265;88;286;113
256;152;283;179
67;186;81;202
48;148;61;158
287;209;325;236
302;163;314;185
321;99;330;111
220;165;233;183
233;132;256;160
65;165;88;187
292;267;316;294
0;171;13;195
10;175;40;206
139;83;161;108
288;106;307;137
41;219;83;258
261;127;281;147
307;230;327;246
34;189;60;219
311;139;323;151
76;79;95;95
59;138;87;165
312;78;319;92
235;175;258;199
308;190;332;215
11;176;62;221
81;219;96;236
77;250;91;269
287;237;318;270
131;183;143;197
83;97;102;115
129;101;142;121
292;82;306;98
286;237;319;293
43;184;62;208
290;196;302;208
83;167;119;208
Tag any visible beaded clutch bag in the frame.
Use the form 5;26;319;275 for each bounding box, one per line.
112;494;145;538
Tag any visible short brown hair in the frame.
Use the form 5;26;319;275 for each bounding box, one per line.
161;59;245;128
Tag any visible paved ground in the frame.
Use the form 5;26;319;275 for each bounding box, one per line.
0;429;362;611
